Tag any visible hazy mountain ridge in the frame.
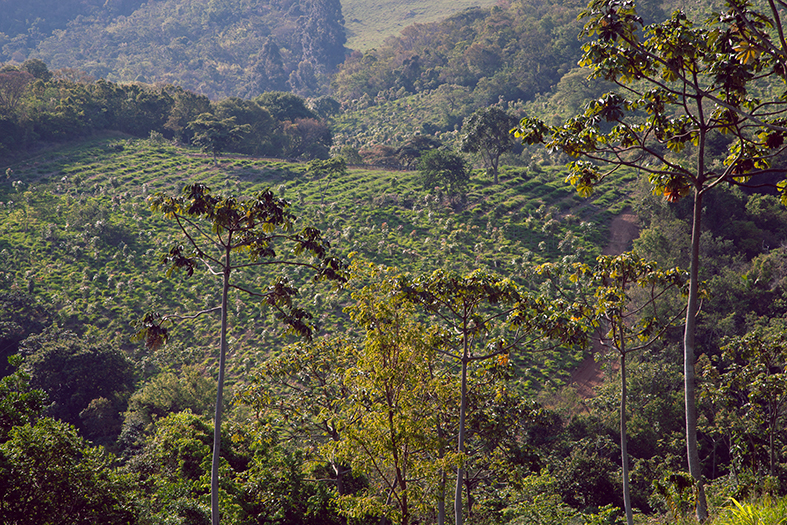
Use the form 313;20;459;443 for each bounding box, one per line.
2;0;346;99
1;0;508;100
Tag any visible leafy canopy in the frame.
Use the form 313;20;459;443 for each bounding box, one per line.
514;0;787;202
417;149;470;196
140;183;345;345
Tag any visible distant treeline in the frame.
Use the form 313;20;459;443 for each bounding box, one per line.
331;0;587;106
0;59;335;160
331;0;669;106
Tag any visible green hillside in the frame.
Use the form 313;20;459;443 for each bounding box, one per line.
342;0;498;50
5;131;787;524
4;0;787;523
2;0;502;98
0;135;633;384
4;0;346;99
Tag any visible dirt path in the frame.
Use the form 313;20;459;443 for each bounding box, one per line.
568;210;639;397
602;211;639;255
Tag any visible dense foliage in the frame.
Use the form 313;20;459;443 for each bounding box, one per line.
2;0;347;99
0;61;332;160
3;0;787;523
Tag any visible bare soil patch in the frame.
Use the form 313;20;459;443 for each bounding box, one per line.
602;211;639;255
568;210;639;397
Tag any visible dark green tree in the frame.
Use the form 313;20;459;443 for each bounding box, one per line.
309;96;342;119
20;59;52;81
21;328;135;443
140;184;345;525
0;417;135;524
0;291;50;377
459;106;518;184
397;135;442;170
163;86;212;143
417;149;470;196
214;97;276;156
187;113;250;164
254;91;318;122
0;355;47;443
514;1;787;517
119;366;216;450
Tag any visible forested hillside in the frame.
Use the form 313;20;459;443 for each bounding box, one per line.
327;0;608;157
2;0;346;99
3;0;787;524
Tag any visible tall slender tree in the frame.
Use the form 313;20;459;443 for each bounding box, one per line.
397;269;582;525
327;263;451;525
137;183;345;525
536;253;686;525
515;0;787;517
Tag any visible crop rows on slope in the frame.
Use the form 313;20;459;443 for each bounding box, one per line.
1;137;635;391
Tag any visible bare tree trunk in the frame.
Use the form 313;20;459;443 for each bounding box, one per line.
455;340;469;525
438;469;446;525
211;250;231;525
620;352;633;525
685;189;708;521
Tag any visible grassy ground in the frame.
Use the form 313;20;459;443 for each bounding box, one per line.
342;0;499;50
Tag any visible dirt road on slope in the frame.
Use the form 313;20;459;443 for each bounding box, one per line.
568;211;639;397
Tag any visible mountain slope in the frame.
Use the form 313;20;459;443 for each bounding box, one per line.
342;0;498;50
7;0;345;99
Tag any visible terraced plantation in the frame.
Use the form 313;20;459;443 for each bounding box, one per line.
1;135;635;390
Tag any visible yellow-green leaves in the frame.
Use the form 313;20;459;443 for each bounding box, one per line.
534;252;687;353
565;161;601;197
512;116;550;146
734;39;761;64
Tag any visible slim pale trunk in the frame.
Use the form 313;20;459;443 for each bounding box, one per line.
685;188;708;521
212;249;231;525
455;331;469;525
620;352;633;525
